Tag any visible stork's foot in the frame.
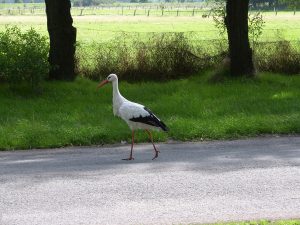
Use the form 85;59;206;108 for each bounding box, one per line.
122;157;134;161
152;150;160;160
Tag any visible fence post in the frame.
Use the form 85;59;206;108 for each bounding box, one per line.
177;9;179;16
192;7;195;16
80;8;84;16
147;9;150;16
134;9;136;16
294;7;296;15
161;9;164;16
274;7;277;16
208;9;212;18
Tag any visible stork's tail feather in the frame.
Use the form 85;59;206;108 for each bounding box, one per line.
142;107;169;132
159;120;169;132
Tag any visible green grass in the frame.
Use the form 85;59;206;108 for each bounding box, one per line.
75;13;300;43
0;12;300;43
0;3;43;8
201;219;300;225
1;72;300;150
0;11;300;150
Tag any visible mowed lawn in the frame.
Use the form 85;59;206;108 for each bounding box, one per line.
1;72;300;150
0;13;300;43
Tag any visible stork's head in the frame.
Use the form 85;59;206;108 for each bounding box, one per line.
97;74;118;89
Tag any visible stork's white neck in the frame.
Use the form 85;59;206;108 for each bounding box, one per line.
111;79;126;115
112;79;122;99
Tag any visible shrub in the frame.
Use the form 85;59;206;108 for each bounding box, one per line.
76;32;300;82
78;33;220;81
0;26;49;92
255;41;300;75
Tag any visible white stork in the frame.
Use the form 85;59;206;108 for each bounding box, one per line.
97;74;168;160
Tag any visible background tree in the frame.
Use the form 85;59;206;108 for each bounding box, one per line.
207;0;297;10
279;0;300;9
45;0;77;80
225;0;254;77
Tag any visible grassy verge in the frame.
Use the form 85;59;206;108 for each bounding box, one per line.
204;219;300;225
1;72;300;150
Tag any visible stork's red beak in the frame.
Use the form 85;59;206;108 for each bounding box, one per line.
97;80;109;89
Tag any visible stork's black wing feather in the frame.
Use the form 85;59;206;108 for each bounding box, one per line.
129;107;168;131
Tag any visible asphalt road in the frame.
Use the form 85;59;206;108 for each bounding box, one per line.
1;136;300;225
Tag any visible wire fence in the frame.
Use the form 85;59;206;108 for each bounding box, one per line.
0;5;299;17
0;6;209;17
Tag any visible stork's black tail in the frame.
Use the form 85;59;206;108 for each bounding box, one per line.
143;107;168;132
129;107;169;132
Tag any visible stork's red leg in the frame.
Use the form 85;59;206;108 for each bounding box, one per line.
123;130;135;160
145;129;160;160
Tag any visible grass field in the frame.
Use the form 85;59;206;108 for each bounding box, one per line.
0;9;300;150
0;13;300;43
1;72;300;150
0;3;41;9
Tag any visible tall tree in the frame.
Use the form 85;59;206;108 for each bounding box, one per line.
225;0;255;76
45;0;77;80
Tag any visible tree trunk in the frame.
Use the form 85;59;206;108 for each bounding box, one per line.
45;0;77;80
225;0;255;77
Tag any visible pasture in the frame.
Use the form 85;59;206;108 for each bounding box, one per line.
0;11;300;43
